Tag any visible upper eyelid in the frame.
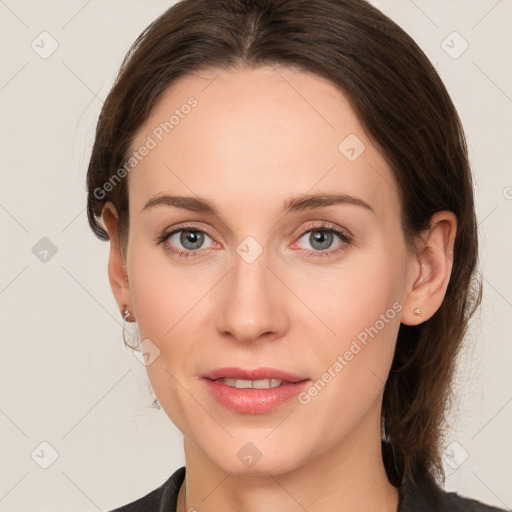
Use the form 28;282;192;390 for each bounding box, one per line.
165;223;215;240
164;221;351;247
166;221;347;235
296;221;351;238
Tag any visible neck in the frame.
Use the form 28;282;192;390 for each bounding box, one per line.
178;423;399;512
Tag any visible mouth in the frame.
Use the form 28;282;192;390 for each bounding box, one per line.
212;377;294;389
200;366;309;385
200;367;311;414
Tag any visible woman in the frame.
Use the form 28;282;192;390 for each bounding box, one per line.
86;0;507;510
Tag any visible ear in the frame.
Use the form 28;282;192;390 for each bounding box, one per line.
401;211;457;325
101;202;133;319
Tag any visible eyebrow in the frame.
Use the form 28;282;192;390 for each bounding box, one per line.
142;192;375;215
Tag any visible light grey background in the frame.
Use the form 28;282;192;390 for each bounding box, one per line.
0;0;510;510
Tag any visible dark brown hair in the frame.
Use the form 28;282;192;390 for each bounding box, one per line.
86;0;481;486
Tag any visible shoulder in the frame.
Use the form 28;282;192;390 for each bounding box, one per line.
398;460;508;512
444;491;509;512
108;466;186;512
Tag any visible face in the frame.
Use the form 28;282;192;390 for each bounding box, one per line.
118;65;417;475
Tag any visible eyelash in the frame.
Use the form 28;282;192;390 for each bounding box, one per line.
155;221;353;260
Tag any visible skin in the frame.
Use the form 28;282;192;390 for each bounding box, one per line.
102;64;456;512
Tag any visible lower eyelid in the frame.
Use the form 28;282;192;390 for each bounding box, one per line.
160;225;351;257
293;228;351;247
166;229;215;249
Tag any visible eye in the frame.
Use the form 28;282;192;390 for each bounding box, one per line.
156;224;216;258
293;222;353;258
155;221;353;260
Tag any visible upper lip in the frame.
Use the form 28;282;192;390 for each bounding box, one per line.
201;367;309;383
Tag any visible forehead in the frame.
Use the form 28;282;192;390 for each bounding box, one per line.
127;65;399;219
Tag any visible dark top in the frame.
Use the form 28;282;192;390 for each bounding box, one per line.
109;442;507;512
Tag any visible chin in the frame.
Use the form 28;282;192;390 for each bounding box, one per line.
192;433;309;476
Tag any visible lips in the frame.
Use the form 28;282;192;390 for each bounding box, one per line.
200;366;309;383
201;367;312;414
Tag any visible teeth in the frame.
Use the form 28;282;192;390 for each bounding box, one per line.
216;378;284;389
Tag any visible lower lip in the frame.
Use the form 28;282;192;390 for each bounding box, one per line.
203;378;311;414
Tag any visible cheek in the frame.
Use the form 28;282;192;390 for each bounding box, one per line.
128;253;199;427
320;280;401;385
292;246;406;337
295;250;406;405
295;285;402;447
126;245;216;400
127;239;196;338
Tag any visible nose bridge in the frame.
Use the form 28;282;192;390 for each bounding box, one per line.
215;245;289;342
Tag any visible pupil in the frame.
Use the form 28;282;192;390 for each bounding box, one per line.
181;230;203;249
312;230;332;250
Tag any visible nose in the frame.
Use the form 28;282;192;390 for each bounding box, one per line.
215;251;290;344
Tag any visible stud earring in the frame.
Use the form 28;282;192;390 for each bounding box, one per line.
123;307;135;322
414;308;421;317
122;306;138;349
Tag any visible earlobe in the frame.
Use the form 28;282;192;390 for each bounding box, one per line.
401;211;457;326
101;202;132;318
